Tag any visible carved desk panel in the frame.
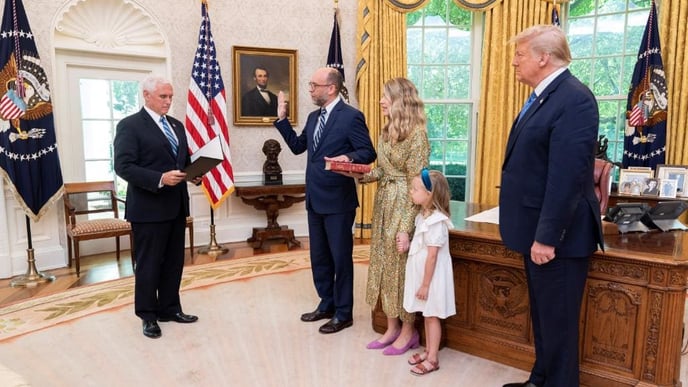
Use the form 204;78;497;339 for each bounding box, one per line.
372;202;688;387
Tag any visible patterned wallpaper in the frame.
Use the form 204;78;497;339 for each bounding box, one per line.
26;0;360;175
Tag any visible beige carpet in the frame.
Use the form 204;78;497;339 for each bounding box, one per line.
0;246;683;386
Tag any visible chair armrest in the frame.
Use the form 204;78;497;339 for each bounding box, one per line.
63;196;76;214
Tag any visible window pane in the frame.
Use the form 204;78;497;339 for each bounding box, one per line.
429;140;444;164
447;29;470;63
595;14;625;56
407;29;423;64
570;59;593;89
447;65;470;99
625;10;650;54
111;80;140;119
423;28;447;63
85;160;114;182
426;104;445;138
568;17;595;58
82;120;113;159
421;67;446;99
447;104;469;139
592;57;622;95
80;79;111;119
445;141;467;164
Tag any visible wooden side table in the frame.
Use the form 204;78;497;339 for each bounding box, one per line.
235;182;306;249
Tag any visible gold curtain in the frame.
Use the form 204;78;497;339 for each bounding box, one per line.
354;1;409;238
358;0;688;209
660;0;688;165
474;0;560;205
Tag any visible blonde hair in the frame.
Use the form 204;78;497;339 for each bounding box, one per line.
511;24;572;67
421;169;451;217
381;77;426;144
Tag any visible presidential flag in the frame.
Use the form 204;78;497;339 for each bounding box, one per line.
623;0;667;168
185;0;234;209
0;0;64;221
327;8;349;102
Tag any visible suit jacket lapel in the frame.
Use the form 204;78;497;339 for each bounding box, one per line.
317;100;343;147
140;108;179;160
503;70;571;166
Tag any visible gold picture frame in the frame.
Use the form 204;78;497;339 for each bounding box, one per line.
232;46;298;126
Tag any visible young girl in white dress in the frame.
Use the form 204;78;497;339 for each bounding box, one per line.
400;168;455;376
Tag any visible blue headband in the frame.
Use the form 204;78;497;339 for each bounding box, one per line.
420;168;432;191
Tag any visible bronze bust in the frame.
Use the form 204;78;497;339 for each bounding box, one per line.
262;139;283;185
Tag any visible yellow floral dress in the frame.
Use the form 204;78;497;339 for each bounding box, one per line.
364;128;429;322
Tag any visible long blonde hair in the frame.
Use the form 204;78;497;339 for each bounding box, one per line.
381;77;426;144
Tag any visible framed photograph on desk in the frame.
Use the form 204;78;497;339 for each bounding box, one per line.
232;46;297;126
618;169;653;196
656;165;688;197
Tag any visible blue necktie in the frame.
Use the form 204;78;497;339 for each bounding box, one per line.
313;108;326;150
160;116;178;155
518;92;537;122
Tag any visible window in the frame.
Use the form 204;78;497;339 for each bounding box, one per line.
565;0;652;166
79;78;139;199
79;78;139;215
407;0;478;201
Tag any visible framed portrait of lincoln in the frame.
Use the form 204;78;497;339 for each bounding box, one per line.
232;46;297;126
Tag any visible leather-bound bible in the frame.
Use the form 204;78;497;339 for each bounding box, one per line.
324;160;371;174
183;137;223;181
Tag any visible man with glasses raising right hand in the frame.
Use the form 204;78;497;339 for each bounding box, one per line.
273;67;376;334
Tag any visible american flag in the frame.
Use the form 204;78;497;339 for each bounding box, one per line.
0;0;64;221
185;0;234;209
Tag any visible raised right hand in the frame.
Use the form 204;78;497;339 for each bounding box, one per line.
277;91;288;120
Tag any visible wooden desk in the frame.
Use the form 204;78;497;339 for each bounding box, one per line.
234;182;305;249
372;202;688;387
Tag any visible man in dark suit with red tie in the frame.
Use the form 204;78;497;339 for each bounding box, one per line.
274;67;376;334
114;75;201;339
241;66;278;117
499;26;604;387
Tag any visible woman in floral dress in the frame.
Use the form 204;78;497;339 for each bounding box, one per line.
360;77;430;355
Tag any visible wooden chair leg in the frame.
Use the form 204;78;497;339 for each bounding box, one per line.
188;221;194;258
115;237;121;262
74;241;81;277
67;236;73;267
129;233;135;269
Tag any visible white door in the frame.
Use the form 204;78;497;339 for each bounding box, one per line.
55;53;166;256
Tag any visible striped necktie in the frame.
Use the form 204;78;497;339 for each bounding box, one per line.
160;116;178;155
313;108;326;150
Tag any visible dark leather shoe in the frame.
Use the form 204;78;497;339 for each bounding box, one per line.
142;320;161;339
158;312;198;323
319;317;353;334
300;309;334;322
503;382;538;387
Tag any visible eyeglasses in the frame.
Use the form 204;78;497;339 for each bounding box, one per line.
308;82;333;91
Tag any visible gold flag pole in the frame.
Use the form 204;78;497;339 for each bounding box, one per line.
198;208;228;255
10;216;55;287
